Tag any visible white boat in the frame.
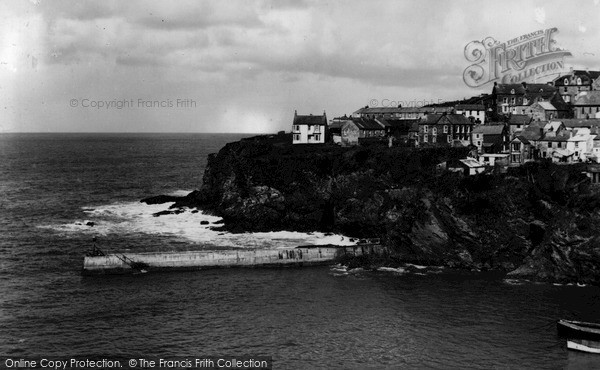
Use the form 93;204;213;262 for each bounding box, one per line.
567;339;600;354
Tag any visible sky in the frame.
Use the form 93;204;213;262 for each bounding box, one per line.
1;0;600;133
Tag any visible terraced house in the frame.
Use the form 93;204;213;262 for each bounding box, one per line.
418;113;473;147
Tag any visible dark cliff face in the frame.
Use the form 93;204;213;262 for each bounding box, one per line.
184;134;600;284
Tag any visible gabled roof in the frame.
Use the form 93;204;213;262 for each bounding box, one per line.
508;114;533;125
540;132;571;142
556;119;600;129
494;83;556;96
553;70;600;86
573;91;600;106
472;125;505;135
544;121;563;133
535;101;557;110
445;114;473;125
513;136;530;144
350;118;384;130
455;104;485;111
294;111;327;126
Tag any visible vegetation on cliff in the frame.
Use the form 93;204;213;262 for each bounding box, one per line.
168;134;600;285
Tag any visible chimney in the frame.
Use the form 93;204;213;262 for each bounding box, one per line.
294;110;297;116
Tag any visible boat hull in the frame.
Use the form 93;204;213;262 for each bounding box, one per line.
568;340;600;354
557;320;600;342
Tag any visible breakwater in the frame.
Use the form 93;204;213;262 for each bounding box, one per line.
82;244;385;275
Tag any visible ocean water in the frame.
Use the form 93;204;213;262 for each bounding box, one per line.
1;133;600;369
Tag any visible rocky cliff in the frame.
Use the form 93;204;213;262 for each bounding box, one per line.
155;134;600;285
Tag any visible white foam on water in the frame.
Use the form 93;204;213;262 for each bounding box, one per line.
168;190;193;197
377;266;406;274
40;195;358;250
406;264;427;270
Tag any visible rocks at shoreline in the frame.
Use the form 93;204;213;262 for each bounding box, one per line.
142;135;600;285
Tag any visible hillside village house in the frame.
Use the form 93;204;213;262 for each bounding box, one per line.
418;113;474;147
455;104;486;124
553;69;600;103
526;102;559;121
567;128;596;162
471;125;509;154
573;91;600;119
507;114;533;136
509;136;535;164
292;111;327;144
340;118;386;146
492;82;558;115
559;118;600;131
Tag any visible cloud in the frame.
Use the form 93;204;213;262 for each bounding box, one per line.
534;7;546;24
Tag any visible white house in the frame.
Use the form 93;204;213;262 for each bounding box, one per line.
292;111;327;144
455;104;486;125
566;128;596;162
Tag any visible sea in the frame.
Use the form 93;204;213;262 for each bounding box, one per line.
1;133;600;370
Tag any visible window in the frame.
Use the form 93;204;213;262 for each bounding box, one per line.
424;125;429;133
314;125;320;133
293;125;300;132
511;89;515;94
308;125;312;131
315;134;321;141
477;141;481;146
432;127;437;135
443;125;448;133
510;97;515;105
423;134;428;143
294;134;300;141
577;78;582;85
447;135;452;143
432;136;437;143
503;98;508;104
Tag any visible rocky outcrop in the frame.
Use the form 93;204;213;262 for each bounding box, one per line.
159;135;600;285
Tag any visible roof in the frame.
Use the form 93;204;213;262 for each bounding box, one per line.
494;83;557;96
445;114;473;125
352;106;453;115
294;112;327;126
568;130;595;142
472;125;505;135
556;119;600;129
553;70;600;86
573;91;600;106
328;120;345;130
349;118;384;131
544;121;563;132
377;118;419;130
508;114;533;125
455;104;485;111
536;101;557;110
459;158;484;168
540;132;571;142
513;136;530;144
421;113;473;125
